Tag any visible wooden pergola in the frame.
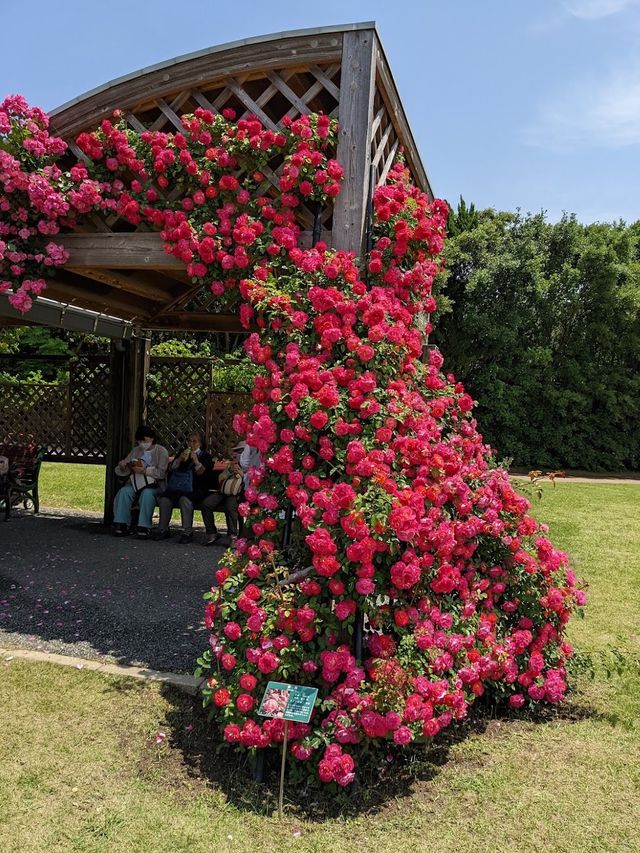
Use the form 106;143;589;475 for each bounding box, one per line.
0;22;432;519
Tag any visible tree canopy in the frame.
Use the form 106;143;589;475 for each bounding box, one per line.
434;203;640;471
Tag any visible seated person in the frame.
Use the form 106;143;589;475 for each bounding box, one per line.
238;440;262;489
201;441;245;546
154;430;213;544
113;425;168;538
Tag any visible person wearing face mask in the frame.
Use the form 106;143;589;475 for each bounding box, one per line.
113;425;168;538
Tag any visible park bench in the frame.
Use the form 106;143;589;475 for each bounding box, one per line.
0;434;44;521
117;458;244;535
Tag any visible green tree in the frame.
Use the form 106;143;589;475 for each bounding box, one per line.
434;203;640;471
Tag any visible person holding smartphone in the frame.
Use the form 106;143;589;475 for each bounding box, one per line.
113;425;168;538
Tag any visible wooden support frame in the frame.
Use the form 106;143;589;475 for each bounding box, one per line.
56;233;184;271
44;24;433;329
103;337;150;523
66;267;176;303
332;29;377;256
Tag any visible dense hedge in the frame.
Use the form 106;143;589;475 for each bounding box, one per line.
433;204;640;471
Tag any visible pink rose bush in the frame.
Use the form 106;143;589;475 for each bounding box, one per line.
2;96;586;787
0;95;105;311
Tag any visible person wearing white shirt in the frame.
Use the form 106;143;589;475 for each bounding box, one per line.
113;425;168;538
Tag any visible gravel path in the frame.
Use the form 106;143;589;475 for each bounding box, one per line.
0;509;226;673
3;476;637;673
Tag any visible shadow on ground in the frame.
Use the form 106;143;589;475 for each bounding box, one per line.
125;681;610;819
0;510;226;671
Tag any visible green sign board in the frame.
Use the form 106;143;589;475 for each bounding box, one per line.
257;681;318;724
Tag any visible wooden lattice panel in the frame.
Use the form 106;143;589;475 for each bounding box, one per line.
41;28;432;331
0;382;68;459
69;357;110;460
206;392;249;459
70;62;341;241
370;88;400;188
0;355;249;465
146;358;211;452
57;62;342;324
146;358;249;458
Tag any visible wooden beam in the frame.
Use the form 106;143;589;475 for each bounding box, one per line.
66;266;175;303
50;32;345;138
141;312;246;333
45;278;148;319
57;233;185;271
332;29;376;255
374;45;433;198
103;337;150;524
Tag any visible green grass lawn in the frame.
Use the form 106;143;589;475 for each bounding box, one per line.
527;481;640;656
1;481;638;852
39;462;106;513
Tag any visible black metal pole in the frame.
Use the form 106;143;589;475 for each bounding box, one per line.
254;748;265;784
312;201;323;247
280;503;294;550
353;609;364;661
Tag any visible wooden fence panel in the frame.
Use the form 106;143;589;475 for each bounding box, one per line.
146;358;248;457
0;354;249;463
0;382;68;456
69;357;110;460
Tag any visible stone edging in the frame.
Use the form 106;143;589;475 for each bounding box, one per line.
1;647;201;694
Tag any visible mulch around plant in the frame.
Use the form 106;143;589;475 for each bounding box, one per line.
0;508;225;672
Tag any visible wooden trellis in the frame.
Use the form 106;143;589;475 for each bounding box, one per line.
0;382;69;459
146;357;249;458
38;24;432;333
0;355;110;462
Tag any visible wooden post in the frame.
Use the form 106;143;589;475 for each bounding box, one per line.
332;29;377;256
104;341;126;524
103;337;150;523
125;337;150;442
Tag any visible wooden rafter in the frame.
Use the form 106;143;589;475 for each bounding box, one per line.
65;267;177;303
142;312;246;332
45;277;149;319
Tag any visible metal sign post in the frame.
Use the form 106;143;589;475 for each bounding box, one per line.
278;719;289;819
258;680;318;818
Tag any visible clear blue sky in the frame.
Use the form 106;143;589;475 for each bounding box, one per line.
2;0;639;223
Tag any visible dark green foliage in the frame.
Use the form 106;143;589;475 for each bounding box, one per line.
434;202;640;471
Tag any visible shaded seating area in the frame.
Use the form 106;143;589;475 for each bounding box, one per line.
0;435;44;521
119;457;244;543
0;509;226;672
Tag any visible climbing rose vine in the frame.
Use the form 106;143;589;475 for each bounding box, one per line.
1;95;586;787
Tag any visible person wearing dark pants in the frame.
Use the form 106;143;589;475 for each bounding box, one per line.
201;442;244;546
154;431;213;544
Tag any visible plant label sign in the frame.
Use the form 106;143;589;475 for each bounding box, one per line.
258;681;318;724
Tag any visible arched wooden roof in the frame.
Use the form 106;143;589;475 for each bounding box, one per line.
4;24;434;335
